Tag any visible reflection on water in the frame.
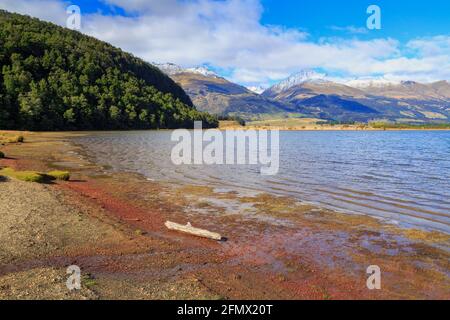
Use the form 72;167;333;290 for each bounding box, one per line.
76;130;450;233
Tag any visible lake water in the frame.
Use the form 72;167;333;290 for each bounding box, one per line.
76;130;450;233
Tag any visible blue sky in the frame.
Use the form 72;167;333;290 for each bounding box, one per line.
1;0;450;88
65;0;450;41
261;0;450;41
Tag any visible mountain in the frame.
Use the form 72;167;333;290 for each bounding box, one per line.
354;80;450;100
347;80;450;121
263;70;328;96
262;71;378;121
155;63;220;78
344;77;401;89
155;63;450;122
0;10;217;130
295;95;379;122
264;71;450;122
155;63;294;116
263;77;367;101
246;86;267;94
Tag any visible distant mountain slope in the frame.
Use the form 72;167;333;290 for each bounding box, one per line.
298;95;379;122
155;63;295;116
0;10;217;130
429;81;450;98
360;81;450;101
352;80;450;121
264;71;450;122
263;79;368;101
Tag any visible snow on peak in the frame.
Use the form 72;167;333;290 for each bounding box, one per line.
185;66;218;78
269;70;328;93
153;63;218;78
153;63;184;75
246;86;267;94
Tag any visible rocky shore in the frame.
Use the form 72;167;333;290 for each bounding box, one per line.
0;131;449;300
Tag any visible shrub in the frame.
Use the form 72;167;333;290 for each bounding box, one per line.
0;168;45;183
0;151;4;158
47;170;71;181
15;171;44;182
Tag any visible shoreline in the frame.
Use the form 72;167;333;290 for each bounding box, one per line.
0;131;449;299
220;126;450;131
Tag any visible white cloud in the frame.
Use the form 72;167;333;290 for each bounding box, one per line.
1;0;449;86
0;0;68;25
330;25;368;35
408;36;450;56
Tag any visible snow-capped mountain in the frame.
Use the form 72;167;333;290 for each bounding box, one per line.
185;66;218;78
153;62;185;75
265;70;328;94
155;63;291;115
153;63;450;122
247;86;267;94
154;62;218;78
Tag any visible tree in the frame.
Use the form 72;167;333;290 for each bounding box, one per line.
0;10;218;131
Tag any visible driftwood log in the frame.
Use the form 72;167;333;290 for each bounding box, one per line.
165;221;222;241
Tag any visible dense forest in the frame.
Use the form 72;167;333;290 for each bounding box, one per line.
0;10;218;130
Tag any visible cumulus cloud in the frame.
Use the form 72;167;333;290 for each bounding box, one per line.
0;0;68;25
1;0;449;86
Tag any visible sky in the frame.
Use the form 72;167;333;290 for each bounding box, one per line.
1;0;450;88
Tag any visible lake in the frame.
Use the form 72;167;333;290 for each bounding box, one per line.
76;130;450;233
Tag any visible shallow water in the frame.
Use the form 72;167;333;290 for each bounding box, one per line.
76;130;450;233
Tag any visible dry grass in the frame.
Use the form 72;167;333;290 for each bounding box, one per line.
0;132;25;144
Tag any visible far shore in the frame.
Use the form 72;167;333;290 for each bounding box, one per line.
0;130;449;300
220;125;450;131
219;120;450;131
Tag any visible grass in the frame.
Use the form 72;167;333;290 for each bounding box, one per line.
0;168;71;183
219;120;244;128
246;112;309;121
82;275;98;288
247;117;325;127
0;168;46;183
47;170;71;181
369;121;450;129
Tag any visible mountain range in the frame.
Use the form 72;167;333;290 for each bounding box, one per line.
154;63;294;116
155;63;450;123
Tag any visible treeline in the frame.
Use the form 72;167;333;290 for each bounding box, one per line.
0;10;218;130
217;115;246;126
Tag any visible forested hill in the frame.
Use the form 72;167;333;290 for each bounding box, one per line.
0;10;218;130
